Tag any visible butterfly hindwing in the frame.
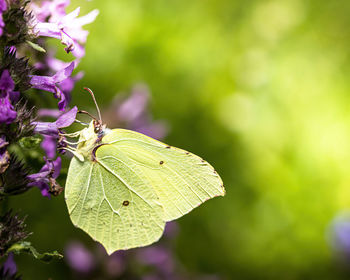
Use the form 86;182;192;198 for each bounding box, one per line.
65;153;165;254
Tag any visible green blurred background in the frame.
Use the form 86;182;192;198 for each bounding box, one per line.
10;0;350;278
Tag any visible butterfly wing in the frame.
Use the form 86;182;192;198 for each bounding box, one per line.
98;129;225;222
65;155;165;254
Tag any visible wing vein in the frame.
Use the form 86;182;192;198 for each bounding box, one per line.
77;164;94;225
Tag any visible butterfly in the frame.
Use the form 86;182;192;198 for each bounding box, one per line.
64;89;225;254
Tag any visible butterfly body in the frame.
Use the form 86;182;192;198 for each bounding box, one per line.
65;121;225;254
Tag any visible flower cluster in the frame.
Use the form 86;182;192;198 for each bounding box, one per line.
64;223;180;279
0;0;97;274
102;84;168;140
65;221;219;280
0;0;97;198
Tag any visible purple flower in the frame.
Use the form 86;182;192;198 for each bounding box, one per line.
32;106;77;136
32;7;99;57
3;253;17;277
27;157;61;197
164;222;179;238
134;121;168;140
0;0;6;37
30;0;69;23
0;70;19;101
105;251;126;277
32;106;77;159
103;85;168;140
117;87;150;122
41;135;57;159
37;108;61;119
30;62;75;110
137;246;174;275
0;70;20;124
0;97;16;124
65;241;96;274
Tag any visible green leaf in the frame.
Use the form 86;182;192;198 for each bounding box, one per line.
7;241;63;263
18;136;41;149
26;40;46;53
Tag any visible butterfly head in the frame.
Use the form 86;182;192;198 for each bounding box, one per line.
64;88;112;161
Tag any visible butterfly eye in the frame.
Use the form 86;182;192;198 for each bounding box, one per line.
93;120;103;134
94;126;100;134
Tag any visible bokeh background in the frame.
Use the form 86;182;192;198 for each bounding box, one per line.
8;0;350;279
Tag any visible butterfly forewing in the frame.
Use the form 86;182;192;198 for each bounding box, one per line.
100;129;225;222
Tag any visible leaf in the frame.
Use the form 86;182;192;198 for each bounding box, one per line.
26;40;46;53
7;241;63;263
18;136;41;149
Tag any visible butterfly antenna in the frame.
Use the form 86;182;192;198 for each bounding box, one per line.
78;110;97;120
83;87;102;123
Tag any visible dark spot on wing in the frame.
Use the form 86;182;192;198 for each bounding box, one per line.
159;160;164;165
122;200;130;206
185;152;190;155
166;146;171;149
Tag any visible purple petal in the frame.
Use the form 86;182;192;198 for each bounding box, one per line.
73;9;99;27
40;185;51;198
53;62;75;83
59;71;84;93
9;91;20;103
0;70;15;93
56;87;67;111
55;106;77;128
37;109;61;119
133;120;168;140
163;222;179;238
52;157;61;178
30;63;75;111
137;246;174;275
3;253;17;276
0;0;7;12
60;7;80;25
27;157;61;193
65;241;95;274
31;0;69;23
47;56;72;72
0;97;16;124
106;252;126;277
0;20;4;37
32;121;58;136
34;22;61;39
61;30;75;53
30;75;56;93
41;136;57;159
118;90;149;122
71;43;85;58
27;170;50;183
